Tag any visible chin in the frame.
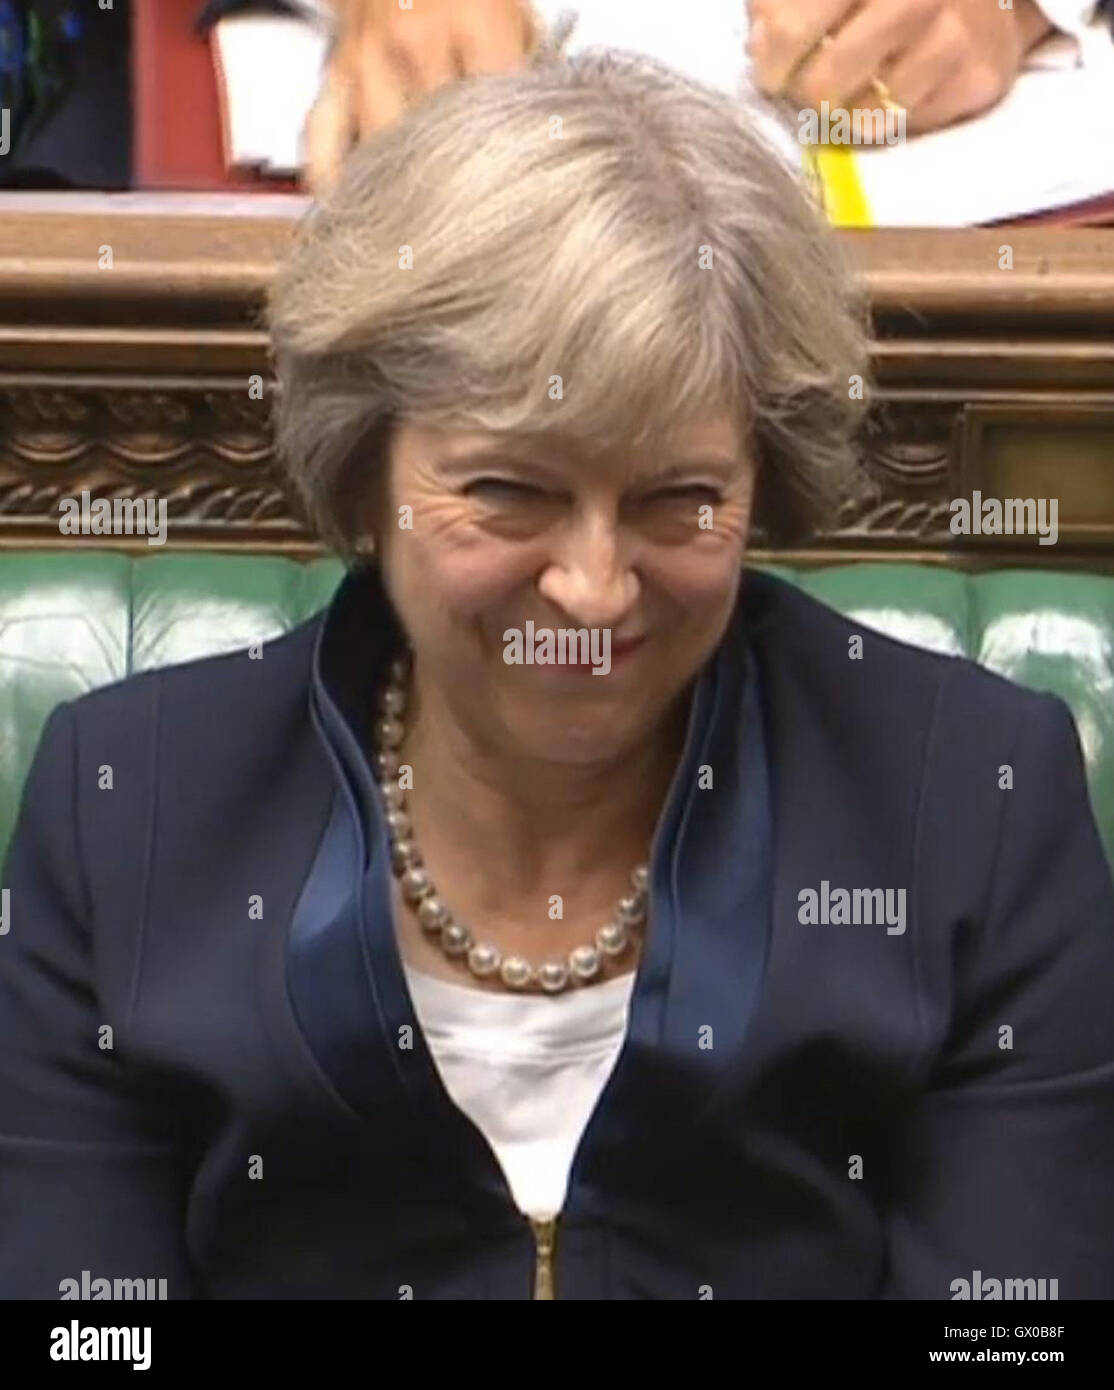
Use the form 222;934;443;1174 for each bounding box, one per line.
507;704;652;765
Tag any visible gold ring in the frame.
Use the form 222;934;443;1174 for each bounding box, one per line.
809;33;906;116
868;76;905;116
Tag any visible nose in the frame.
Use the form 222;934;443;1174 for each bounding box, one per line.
536;508;640;629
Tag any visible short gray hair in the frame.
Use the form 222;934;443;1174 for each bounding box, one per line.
266;44;871;562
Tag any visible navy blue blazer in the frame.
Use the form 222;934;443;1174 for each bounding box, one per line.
2;564;1113;1300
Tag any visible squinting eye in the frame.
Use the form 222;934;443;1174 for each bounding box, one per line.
462;478;546;501
642;485;724;504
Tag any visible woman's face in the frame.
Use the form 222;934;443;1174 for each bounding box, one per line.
373;411;756;765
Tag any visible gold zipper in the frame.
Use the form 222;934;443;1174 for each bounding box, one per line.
528;1214;558;1299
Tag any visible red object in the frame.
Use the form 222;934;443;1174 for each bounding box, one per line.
131;0;299;191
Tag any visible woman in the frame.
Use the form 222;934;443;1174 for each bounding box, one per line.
2;46;1113;1301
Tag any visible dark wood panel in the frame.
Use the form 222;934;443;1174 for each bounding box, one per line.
0;195;1111;566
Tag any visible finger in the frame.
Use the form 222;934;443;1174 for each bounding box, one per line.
351;27;410;138
878;7;967;113
748;0;860;96
903;60;1005;135
390;17;461;93
302;65;357;196
790;0;938;109
519;0;544;56
455;0;535;77
833;81;909;139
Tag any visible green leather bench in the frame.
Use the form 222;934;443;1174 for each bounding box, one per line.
0;554;1111;876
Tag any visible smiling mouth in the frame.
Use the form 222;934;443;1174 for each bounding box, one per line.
535;635;648;674
608;636;647;661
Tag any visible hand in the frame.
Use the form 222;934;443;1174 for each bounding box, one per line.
303;0;540;195
748;0;1055;135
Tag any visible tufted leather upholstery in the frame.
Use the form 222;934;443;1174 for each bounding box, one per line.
0;554;1110;872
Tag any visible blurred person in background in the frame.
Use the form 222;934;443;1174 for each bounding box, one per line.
1;1;1110;190
298;0;1114;192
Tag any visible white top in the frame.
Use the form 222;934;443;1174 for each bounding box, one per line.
404;963;636;1218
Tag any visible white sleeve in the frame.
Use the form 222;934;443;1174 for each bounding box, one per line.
1028;0;1114;67
1031;0;1099;40
281;0;338;30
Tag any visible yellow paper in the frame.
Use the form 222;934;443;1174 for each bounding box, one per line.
803;146;874;228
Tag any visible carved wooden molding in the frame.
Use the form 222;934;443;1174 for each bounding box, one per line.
0;379;303;549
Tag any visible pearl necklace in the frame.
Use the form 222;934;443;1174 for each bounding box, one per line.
373;653;651;994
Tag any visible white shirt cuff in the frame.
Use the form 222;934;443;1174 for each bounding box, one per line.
1032;0;1098;38
1028;0;1112;66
